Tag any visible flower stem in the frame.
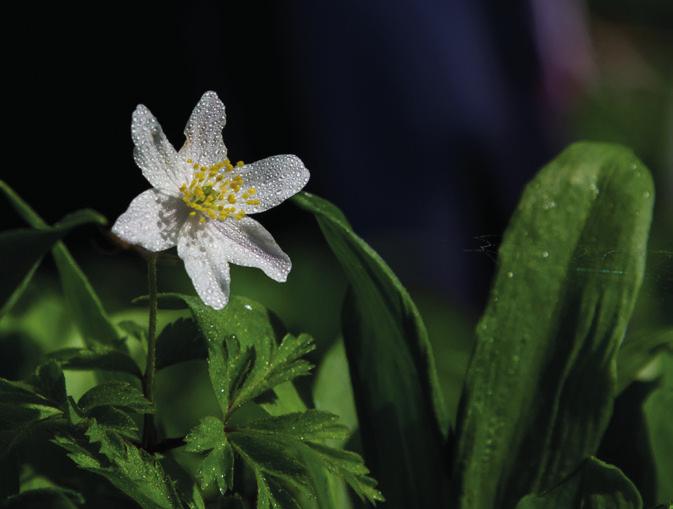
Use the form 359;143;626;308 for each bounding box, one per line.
142;253;158;449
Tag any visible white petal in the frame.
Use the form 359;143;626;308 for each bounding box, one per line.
210;217;291;282
112;189;186;252
178;91;228;167
238;155;310;214
177;219;231;309
132;105;189;194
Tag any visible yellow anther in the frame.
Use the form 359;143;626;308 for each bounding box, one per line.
248;187;257;195
186;159;193;164
246;199;260;206
227;194;237;204
189;211;197;217
199;217;206;224
236;160;244;168
235;210;246;220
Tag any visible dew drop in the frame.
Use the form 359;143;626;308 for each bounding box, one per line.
507;271;514;278
542;251;549;259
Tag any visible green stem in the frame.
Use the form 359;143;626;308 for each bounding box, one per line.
142;253;158;449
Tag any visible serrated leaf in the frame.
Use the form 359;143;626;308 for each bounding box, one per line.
228;431;309;485
88;406;139;440
238;412;382;504
0;180;119;346
48;346;141;378
156;317;205;370
0;208;106;318
185;416;226;453
0;378;56;408
184;416;233;495
157;293;309;408
245;411;349;443
449;143;654;508
293;191;447;507
230;333;315;412
207;336;256;415
54;422;184;509
78;382;154;415
515;457;643;509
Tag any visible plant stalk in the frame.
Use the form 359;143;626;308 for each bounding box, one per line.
142;253;158;449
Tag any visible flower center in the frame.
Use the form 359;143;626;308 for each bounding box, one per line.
179;158;260;223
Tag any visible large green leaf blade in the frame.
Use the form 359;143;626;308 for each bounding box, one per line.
0;180;119;346
450;142;654;508
293;192;448;508
644;352;673;503
0;209;106;317
515;457;643;509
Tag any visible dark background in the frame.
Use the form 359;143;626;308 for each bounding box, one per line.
2;0;671;319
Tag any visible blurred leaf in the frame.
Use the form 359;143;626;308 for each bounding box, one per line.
1;487;84;509
0;209;106;318
184;416;234;495
312;339;358;441
30;361;68;412
118;320;147;343
515;457;642;508
450;143;654;508
617;329;673;393
77;382;153;415
156;318;204;370
644;353;673;503
48;347;141;378
54;422;183;509
0;180;119;347
293;191;448;507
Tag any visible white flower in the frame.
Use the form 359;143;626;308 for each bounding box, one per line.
112;91;310;309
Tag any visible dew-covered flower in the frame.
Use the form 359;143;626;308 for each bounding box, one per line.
112;91;310;309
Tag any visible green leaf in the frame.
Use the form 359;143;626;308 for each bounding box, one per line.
617;329;673;394
0;180;119;346
77;382;154;415
0;209;106;318
54;422;183;509
158;293;311;413
312;339;358;442
449;142;654;508
238;411;382;504
1;487;84;509
293;191;447;507
515;457;643;509
118;320;147;343
87;406;139;440
30;361;68;412
156;318;205;370
185;416;234;495
644;353;673;503
245;410;349;442
207;336;256;416
48;346;142;378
